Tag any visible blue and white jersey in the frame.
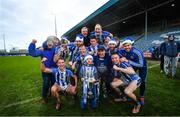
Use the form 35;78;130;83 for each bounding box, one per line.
118;62;141;83
52;68;74;87
87;45;100;56
74;53;88;65
112;64;122;79
69;44;80;62
118;47;147;69
74;53;89;72
80;64;98;80
55;45;69;59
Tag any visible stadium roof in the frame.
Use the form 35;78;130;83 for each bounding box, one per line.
62;0;180;40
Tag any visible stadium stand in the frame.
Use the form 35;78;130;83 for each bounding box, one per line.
0;49;28;56
134;26;180;51
62;0;180;40
62;0;180;59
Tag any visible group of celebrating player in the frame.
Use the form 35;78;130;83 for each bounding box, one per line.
28;23;147;114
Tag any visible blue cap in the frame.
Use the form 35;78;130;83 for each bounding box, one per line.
98;45;105;51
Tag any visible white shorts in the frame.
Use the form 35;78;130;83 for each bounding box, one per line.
55;83;70;91
130;79;141;87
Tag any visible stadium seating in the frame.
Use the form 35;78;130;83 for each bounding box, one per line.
132;26;180;51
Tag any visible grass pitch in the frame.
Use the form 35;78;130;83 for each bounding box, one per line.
0;56;180;116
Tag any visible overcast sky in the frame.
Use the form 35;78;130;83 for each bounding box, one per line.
0;0;108;51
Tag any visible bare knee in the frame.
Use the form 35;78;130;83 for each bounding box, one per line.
124;88;131;95
71;91;77;95
69;89;76;95
111;82;116;88
51;85;58;93
68;86;77;95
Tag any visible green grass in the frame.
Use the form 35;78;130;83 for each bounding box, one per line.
0;56;180;116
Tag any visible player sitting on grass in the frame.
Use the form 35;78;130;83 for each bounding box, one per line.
111;53;141;114
41;57;77;110
79;55;99;109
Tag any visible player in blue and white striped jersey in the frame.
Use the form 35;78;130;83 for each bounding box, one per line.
41;57;77;110
118;38;147;105
111;53;141;114
68;35;84;67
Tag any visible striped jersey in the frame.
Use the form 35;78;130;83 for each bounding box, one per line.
52;68;74;87
112;61;141;83
79;64;98;80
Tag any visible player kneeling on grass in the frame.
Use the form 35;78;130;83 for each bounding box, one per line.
79;55;99;109
111;53;141;114
41;57;77;110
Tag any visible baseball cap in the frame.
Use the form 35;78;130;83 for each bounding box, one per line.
98;45;105;51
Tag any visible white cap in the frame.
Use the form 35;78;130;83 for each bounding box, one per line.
84;55;93;62
75;36;83;42
108;40;117;45
122;39;133;45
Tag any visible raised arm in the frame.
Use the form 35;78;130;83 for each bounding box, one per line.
28;39;42;57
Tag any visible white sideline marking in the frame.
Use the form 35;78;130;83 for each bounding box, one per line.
148;63;160;69
1;64;160;109
2;97;41;109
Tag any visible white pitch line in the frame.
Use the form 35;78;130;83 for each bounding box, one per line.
2;97;41;109
1;63;160;109
148;63;160;69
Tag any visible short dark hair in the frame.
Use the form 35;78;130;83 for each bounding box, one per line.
111;52;123;58
90;35;96;39
111;52;119;56
56;57;65;63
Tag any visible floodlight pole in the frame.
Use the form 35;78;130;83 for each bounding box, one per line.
145;11;147;41
3;34;6;52
54;15;57;37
